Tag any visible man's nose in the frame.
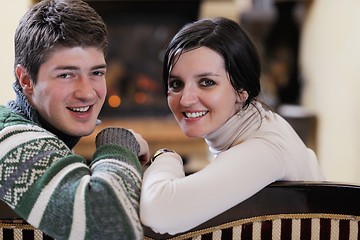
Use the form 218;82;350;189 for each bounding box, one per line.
74;76;96;100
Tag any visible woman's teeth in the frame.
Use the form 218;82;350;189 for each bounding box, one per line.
184;111;207;118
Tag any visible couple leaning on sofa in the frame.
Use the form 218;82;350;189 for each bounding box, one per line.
0;0;324;239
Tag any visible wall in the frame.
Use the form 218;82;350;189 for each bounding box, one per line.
300;0;360;183
0;0;30;105
199;0;251;20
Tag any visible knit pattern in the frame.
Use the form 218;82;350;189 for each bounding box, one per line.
0;106;143;240
0;131;68;206
95;127;140;155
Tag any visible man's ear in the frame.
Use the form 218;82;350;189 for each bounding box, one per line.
15;64;34;94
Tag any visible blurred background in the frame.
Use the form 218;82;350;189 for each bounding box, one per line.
1;0;360;183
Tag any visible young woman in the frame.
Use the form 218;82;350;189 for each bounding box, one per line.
140;17;324;235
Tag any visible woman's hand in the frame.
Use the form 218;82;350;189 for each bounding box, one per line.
129;130;150;166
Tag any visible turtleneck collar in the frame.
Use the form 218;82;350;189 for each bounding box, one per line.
6;82;81;149
204;101;265;157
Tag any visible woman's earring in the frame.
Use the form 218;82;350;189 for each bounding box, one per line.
237;103;245;117
236;89;248;117
237;109;244;117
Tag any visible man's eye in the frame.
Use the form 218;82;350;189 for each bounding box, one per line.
200;79;215;87
58;73;72;79
93;71;105;76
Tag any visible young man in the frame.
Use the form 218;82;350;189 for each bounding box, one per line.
0;0;149;239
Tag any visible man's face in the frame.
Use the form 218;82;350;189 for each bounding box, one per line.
26;46;107;137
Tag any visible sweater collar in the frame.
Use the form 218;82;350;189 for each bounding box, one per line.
204;101;265;157
6;82;80;149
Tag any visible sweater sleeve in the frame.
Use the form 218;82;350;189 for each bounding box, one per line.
0;116;143;239
140;140;285;235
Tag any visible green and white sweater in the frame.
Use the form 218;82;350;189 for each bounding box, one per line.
0;87;143;239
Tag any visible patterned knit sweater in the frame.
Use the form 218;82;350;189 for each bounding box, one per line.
0;88;143;239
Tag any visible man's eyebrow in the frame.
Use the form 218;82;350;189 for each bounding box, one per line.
53;66;79;71
53;64;107;71
91;64;107;70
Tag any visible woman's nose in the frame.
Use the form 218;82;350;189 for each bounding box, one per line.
74;76;96;100
179;86;198;107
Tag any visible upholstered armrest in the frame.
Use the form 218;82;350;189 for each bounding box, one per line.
2;181;360;239
0;201;53;240
144;181;360;239
0;219;53;240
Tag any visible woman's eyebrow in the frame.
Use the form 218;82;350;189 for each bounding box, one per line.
197;72;220;77
169;72;219;78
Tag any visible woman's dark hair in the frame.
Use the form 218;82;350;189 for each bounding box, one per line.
163;17;261;109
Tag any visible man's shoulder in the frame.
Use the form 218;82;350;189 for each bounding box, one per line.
0;105;8;113
0;105;13;122
0;105;33;129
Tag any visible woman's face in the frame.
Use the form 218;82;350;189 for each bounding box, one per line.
167;46;241;138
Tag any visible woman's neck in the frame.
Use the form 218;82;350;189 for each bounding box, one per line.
204;101;264;156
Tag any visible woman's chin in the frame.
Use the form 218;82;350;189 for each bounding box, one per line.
183;131;203;138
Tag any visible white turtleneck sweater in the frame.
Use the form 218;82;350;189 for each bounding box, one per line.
140;101;325;235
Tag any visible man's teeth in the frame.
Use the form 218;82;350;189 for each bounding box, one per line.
185;111;207;118
70;106;90;112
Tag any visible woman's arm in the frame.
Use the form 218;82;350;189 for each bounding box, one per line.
140;140;285;235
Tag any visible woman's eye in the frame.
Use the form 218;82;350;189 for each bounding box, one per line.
168;80;183;91
200;79;215;87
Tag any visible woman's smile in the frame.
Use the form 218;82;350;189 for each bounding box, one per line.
183;110;209;119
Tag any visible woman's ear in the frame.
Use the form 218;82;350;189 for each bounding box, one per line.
237;89;249;103
16;64;34;95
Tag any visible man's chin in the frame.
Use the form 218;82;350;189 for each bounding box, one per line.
76;128;95;137
65;125;96;137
